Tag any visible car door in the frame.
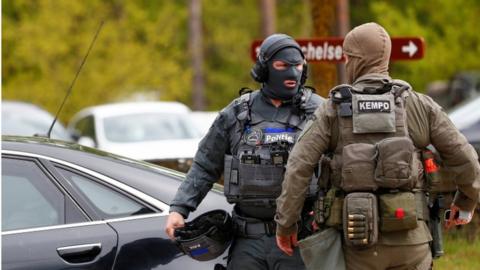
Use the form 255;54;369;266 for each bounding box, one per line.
1;155;118;270
53;162;228;270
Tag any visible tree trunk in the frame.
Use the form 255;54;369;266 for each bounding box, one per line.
189;0;205;110
309;0;338;98
259;0;276;37
336;0;350;84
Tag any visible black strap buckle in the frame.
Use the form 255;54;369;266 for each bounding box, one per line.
233;215;248;237
264;221;276;236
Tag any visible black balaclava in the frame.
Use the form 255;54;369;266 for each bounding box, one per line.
262;47;304;101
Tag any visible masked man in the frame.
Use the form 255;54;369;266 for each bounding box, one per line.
166;33;324;269
275;23;480;270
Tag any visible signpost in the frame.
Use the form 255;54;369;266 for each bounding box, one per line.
250;37;425;62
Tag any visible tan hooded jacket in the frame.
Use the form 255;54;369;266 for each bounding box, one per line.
275;23;480;245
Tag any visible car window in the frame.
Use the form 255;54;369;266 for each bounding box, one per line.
2;158;65;231
102;113;201;142
56;167;154;219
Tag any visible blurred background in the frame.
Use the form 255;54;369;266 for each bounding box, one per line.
4;0;480;118
2;1;480;269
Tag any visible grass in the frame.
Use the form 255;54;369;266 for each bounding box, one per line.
434;232;480;270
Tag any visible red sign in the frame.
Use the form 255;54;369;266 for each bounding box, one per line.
390;37;425;60
250;37;425;62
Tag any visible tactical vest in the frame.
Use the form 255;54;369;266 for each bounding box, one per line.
323;83;428;248
224;90;318;217
328;83;424;192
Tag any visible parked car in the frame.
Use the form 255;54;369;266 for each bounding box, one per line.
2;135;231;270
68;102;203;172
427;71;480;111
190;111;219;137
2;101;73;141
448;95;480;154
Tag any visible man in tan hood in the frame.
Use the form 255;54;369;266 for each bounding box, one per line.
275;22;480;270
343;22;391;84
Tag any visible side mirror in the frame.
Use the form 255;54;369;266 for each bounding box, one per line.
77;136;96;148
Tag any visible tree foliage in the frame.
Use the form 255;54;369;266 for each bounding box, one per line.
3;0;191;122
3;0;480;124
2;0;313;122
352;0;480;92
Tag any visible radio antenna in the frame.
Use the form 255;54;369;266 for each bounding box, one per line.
46;20;104;139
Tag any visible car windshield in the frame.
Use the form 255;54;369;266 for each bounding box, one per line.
103;113;201;143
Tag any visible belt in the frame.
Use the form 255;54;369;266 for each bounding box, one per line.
232;211;276;238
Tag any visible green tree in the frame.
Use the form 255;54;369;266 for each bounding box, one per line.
352;0;480;93
3;0;314;122
2;0;190;122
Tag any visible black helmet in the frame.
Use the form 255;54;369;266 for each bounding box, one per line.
174;209;233;261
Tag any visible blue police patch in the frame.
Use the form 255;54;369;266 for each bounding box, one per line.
262;127;296;144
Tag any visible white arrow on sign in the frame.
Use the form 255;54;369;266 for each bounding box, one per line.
401;41;418;57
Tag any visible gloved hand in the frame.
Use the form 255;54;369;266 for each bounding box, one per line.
445;204;474;230
276;233;298;256
165;212;185;240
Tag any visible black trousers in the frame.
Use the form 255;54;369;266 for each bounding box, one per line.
226;234;305;270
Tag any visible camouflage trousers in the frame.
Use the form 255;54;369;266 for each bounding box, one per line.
344;243;432;270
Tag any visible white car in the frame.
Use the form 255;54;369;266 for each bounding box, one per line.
448;95;480;153
448;95;480;131
68;101;202;171
190;111;219;136
2;101;73;141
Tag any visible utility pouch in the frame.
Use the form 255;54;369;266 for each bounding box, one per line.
341;143;378;192
342;192;378;248
375;137;415;189
326;196;344;228
224;155;240;203
320;187;344;228
421;150;457;193
237;163;284;196
379;192;418;232
313;195;326;225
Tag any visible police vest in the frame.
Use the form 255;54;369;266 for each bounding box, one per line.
224;90;318;213
328;83;424;192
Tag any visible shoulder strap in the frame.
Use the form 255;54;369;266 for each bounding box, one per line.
330;84;353;104
234;91;257;130
330;106;339;151
294;87;316;115
287;87;316;128
328;85;353;152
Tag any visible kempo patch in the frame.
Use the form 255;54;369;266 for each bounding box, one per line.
357;100;391;113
